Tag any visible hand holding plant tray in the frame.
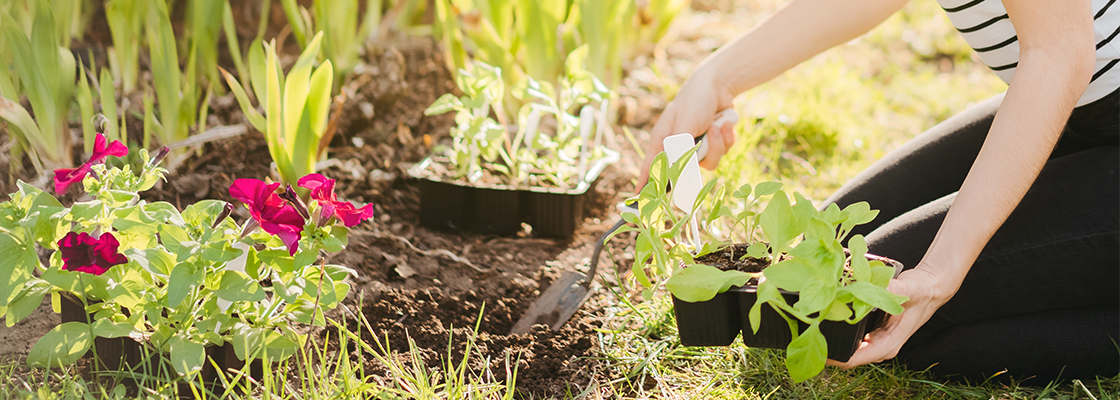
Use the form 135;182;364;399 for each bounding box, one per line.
613;144;908;382
0;133;370;381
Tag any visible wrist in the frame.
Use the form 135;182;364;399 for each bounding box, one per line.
910;261;963;304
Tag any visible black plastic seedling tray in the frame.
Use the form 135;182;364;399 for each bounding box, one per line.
673;254;903;362
409;149;619;238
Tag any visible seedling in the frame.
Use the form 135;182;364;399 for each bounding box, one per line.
613;145;909;382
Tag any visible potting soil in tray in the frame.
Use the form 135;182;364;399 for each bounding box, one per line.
408;149;619;237
673;252;903;363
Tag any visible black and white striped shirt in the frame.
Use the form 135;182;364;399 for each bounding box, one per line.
938;0;1119;106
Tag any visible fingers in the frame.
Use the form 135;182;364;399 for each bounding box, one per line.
698;111;738;170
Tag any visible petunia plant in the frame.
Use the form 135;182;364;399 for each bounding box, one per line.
0;132;370;378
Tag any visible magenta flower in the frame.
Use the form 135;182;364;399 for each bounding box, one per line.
229;179;305;255
54;133;128;193
298;174;373;227
57;232;128;275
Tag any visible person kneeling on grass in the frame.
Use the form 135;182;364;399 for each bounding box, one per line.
638;0;1119;383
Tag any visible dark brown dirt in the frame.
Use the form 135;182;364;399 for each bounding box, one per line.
694;243;771;273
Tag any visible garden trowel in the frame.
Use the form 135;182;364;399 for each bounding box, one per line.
510;109;738;335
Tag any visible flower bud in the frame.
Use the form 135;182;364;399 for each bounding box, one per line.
212;202;234;229
279;185;310;220
150;146;171;167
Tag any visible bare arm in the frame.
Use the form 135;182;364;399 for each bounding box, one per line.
832;0;1097;367
638;0;911;186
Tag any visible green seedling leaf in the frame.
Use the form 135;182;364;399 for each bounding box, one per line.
761;259;811;292
843;281;908;315
745;242;769;259
748;283;782;334
759;191;797;253
786;323;827;383
27;322;91;367
824;299;853;321
848;235;872;281
793;279;835;315
665;264;750;303
870;264;897;288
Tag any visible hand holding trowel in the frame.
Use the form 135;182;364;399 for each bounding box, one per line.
511;109;739;334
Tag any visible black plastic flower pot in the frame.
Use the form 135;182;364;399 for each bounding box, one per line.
60;295;263;393
408;149;619;238
671;253;903;363
673;290;741;346
735;254;904;362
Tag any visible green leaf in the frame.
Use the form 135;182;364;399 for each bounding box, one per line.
143;202;185;226
126;247;175;277
870;264;897;288
754;182;782;197
91;319;133;338
256;249;295;274
786;323;827;382
0;231;38;306
169;335;204;376
27;322;92;367
848;235;872;281
748;283;782;334
158;225;191;255
215;270;265;303
202;241;243;264
843;281;907;315
793;279;835;315
665;264;750;303
823;299;853;321
167;262;203;308
759;191;797;253
231;323;264;360
70;201;105;221
760;259;810;292
182;200;227;228
4;280;49;326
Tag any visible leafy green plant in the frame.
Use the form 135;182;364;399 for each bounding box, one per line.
614;145;908;382
186;0;226;91
1;132;370;380
145;0;207;153
422;53;611;188
221;31;334;187
431;0;691;114
0;2;76;172
104;0;145;94
282;0;383;87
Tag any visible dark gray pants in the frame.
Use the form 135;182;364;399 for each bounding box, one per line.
824;89;1119;383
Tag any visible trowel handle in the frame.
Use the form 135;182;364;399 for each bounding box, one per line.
694;108;739;164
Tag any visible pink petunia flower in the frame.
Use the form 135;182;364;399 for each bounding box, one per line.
228;179;306;255
54;133;128;193
297;174;373;227
57;232;128;276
